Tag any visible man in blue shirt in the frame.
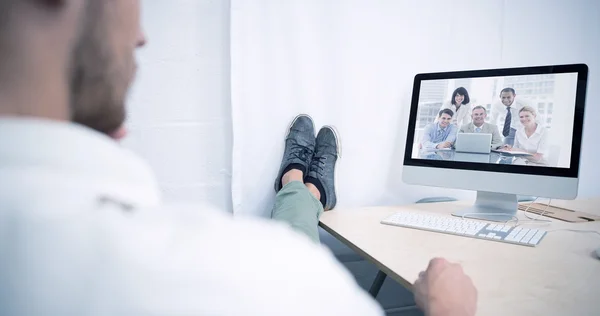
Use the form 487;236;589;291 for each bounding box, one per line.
421;108;458;150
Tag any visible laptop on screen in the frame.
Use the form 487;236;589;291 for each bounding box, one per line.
454;133;492;154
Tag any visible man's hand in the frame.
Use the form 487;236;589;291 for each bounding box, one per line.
436;141;452;149
414;258;477;316
501;144;512;151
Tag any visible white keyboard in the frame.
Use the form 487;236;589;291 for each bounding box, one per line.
381;211;548;247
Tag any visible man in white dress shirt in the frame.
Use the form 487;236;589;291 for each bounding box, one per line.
0;1;477;315
490;87;528;146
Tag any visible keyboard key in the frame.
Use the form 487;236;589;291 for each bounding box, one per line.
514;230;528;242
529;231;546;245
513;227;522;234
522;230;537;243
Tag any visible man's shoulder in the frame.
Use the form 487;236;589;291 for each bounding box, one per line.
484;122;499;130
459;123;472;132
424;122;437;131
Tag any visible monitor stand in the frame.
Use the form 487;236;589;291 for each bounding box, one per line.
452;191;518;222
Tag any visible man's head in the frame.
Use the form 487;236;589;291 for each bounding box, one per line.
0;0;146;137
438;108;454;128
499;87;516;107
471;105;487;126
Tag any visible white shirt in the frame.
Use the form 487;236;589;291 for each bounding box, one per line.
514;123;550;158
490;99;528;131
0;118;383;316
440;100;471;127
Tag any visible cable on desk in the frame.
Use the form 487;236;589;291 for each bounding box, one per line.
520;197;552;224
458;197;551;227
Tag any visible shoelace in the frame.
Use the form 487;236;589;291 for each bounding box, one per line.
309;156;326;177
288;143;314;163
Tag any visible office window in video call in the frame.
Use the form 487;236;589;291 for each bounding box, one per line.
411;73;577;168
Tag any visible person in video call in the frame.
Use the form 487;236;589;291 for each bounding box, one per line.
421;109;458;150
490;87;527;146
459;105;503;149
440;86;472;127
0;1;478;316
502;106;549;164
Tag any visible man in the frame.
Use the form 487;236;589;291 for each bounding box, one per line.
459;105;503;149
0;1;477;315
490;87;526;146
421;109;458;150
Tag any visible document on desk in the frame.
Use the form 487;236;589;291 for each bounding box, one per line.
491;148;532;156
422;148;452;151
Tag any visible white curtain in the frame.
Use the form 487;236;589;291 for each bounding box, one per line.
229;0;600;218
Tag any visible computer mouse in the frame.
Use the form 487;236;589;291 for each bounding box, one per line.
596;248;600;260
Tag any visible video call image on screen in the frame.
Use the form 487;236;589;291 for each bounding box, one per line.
411;73;578;168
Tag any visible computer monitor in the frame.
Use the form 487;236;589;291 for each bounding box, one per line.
402;64;588;222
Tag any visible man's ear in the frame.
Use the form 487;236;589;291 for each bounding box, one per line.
109;126;128;141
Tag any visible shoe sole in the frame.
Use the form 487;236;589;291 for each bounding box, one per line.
320;124;341;211
321;125;342;158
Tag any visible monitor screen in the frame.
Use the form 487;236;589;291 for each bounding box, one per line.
404;64;587;178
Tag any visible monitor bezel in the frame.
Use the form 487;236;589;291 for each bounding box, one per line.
403;63;588;178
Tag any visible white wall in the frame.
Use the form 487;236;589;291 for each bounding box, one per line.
122;0;599;214
123;0;233;211
497;0;600;198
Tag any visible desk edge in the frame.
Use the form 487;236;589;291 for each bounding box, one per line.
318;220;415;291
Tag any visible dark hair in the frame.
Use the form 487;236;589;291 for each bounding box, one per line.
451;87;470;105
439;108;454;117
500;87;516;96
472;105;487;113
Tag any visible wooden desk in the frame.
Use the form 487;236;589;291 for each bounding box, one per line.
319;199;600;316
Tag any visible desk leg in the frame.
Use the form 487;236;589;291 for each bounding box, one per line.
368;270;387;298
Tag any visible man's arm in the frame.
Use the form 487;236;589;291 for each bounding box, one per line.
489;124;503;149
422;124;440;149
134;208;386;316
445;125;458;144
